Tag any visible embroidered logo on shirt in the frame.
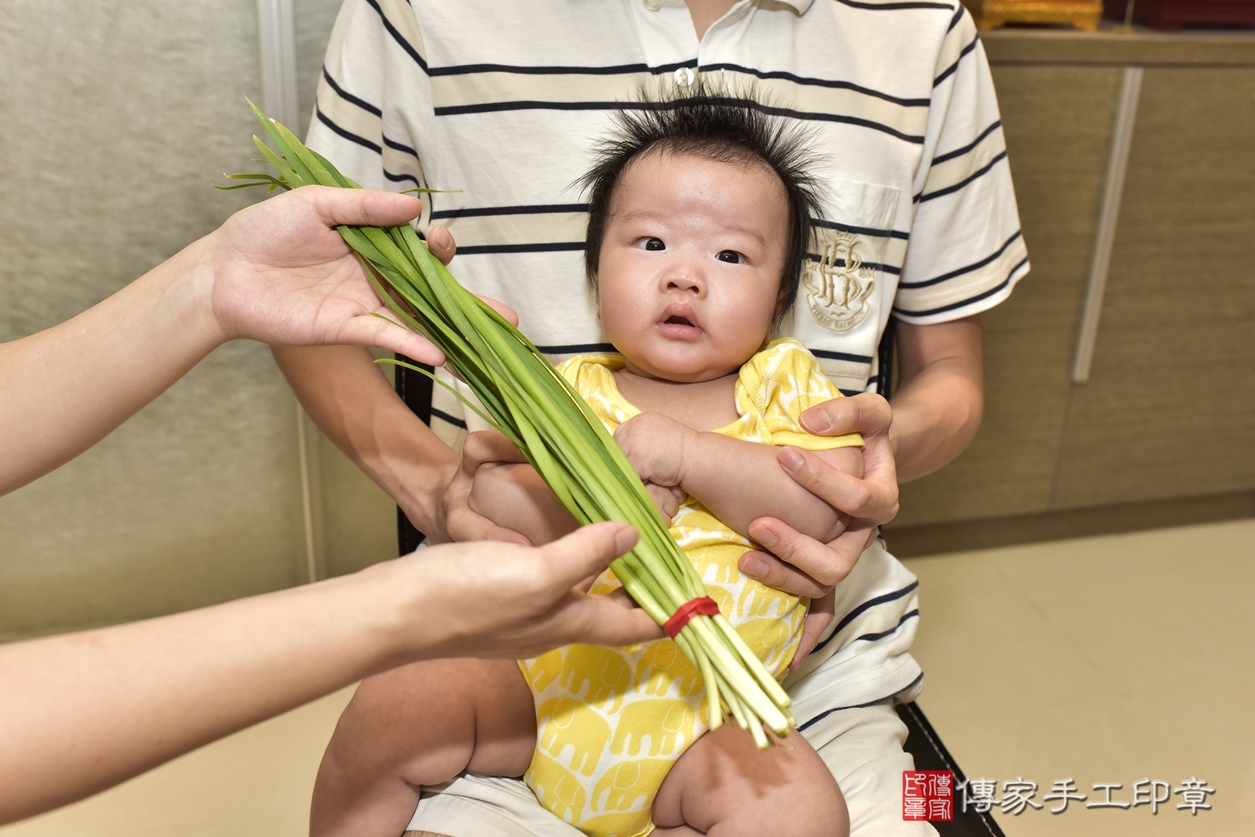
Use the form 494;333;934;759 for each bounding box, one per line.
803;231;875;332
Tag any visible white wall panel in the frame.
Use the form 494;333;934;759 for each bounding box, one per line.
298;0;409;578
0;0;305;635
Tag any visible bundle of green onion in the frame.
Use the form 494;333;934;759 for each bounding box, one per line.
226;100;793;746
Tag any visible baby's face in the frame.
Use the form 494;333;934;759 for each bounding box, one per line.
596;150;789;383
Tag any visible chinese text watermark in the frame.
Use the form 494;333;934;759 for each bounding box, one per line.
903;772;1215;821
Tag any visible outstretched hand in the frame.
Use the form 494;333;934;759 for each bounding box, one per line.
206;186;446;363
396;522;662;660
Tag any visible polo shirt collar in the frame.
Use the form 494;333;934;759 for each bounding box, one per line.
654;0;815;14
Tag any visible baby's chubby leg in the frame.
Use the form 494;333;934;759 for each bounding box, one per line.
652;723;849;837
310;658;535;837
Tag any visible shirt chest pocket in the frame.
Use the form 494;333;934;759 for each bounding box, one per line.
784;177;902;394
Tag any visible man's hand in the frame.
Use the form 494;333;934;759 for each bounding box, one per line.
792;589;835;671
738;392;899;668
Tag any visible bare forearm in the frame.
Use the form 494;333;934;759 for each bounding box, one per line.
889;316;984;483
888;363;982;482
0;524;658;824
680;433;853;543
0;564;414;824
0;187;449;500
272;345;458;538
0;238;223;496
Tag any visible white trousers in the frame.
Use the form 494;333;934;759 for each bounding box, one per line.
404;539;934;836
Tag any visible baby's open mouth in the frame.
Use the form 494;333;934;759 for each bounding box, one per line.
658;305;701;336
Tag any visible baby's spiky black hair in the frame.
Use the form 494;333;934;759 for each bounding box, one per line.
578;82;826;321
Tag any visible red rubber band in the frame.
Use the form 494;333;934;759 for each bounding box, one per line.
663;596;721;638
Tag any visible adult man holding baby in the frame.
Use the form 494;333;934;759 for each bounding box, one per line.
285;1;1027;835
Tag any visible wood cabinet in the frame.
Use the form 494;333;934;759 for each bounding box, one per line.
886;29;1255;553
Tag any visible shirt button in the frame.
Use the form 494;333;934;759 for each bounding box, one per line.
644;0;661;11
675;66;695;87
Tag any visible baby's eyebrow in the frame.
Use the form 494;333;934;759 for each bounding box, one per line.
618;210;769;248
719;225;769;248
617;209;668;224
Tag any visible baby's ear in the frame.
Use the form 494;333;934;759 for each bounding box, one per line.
771;288;791;325
588;273;603;314
770;294;796;336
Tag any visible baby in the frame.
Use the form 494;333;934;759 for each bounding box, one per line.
313;90;865;837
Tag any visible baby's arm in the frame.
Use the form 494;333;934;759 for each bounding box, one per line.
469;457;687;546
614;412;864;545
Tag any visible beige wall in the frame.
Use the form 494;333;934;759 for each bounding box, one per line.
890;31;1255;540
0;0;367;639
9;13;1250;635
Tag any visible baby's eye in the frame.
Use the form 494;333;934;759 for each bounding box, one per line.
638;237;665;251
716;250;744;264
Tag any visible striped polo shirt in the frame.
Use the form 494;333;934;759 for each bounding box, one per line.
304;0;1026;710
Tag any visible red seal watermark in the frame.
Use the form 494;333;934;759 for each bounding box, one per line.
903;770;954;821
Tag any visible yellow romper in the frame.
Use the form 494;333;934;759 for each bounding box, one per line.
520;338;863;837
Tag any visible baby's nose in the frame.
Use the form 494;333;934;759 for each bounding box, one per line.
662;259;705;292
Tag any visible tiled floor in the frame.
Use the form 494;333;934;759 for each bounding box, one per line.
2;685;353;837
4;519;1252;836
903;518;1255;836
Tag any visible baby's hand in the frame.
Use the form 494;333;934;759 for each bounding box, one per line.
613;412;696;523
467;460;579;546
645;484;687;525
613;412;695;487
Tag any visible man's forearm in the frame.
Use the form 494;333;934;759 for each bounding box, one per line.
272;345;458;538
889;316;984;483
